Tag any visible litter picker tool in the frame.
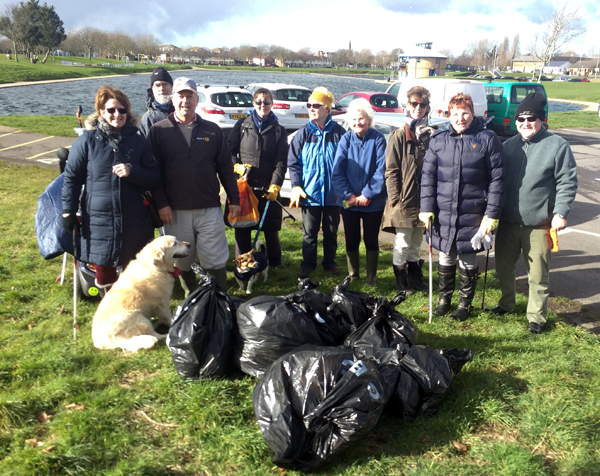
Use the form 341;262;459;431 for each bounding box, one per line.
252;200;270;249
72;225;79;340
428;217;433;324
481;248;490;310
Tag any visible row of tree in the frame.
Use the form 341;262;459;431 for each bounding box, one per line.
0;0;65;63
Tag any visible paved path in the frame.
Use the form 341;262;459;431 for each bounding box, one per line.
2;125;598;331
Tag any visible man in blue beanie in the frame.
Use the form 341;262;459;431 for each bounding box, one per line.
486;93;578;333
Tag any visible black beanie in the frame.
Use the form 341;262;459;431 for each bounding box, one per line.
151;67;173;86
516;92;546;120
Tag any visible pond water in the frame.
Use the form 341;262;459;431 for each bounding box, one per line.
0;71;585;117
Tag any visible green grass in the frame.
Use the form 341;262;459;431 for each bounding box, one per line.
0;55;190;84
549;111;600;129
1;161;599;475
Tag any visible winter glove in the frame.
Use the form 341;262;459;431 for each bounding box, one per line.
62;211;78;234
233;163;252;176
418;212;434;229
263;184;281;201
481;216;499;233
289;186;307;208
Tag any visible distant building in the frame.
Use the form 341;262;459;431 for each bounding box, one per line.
397;44;447;78
512;55;544;73
542;60;571;75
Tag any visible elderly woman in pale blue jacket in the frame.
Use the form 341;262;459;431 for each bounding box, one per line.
332;98;387;286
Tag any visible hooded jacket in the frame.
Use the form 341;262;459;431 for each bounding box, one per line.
332;127;387;212
139;87;175;138
287;116;346;207
62;119;161;267
501;127;577;227
420;117;505;254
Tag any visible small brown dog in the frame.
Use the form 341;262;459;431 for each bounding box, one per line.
233;241;268;294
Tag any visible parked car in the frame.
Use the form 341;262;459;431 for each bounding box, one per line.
538;76;554;81
568;78;582;82
485;81;548;137
195;85;254;137
246;83;312;131
280;112;450;200
385;80;404;97
580;78;590;82
392;78;488;120
331;92;402;116
553;76;570;82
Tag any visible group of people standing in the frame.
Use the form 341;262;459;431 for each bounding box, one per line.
61;67;578;335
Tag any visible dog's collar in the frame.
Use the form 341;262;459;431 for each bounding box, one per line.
170;267;183;278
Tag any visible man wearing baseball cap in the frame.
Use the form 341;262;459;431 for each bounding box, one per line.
287;86;346;278
148;77;240;293
139;67;175;138
486;92;578;333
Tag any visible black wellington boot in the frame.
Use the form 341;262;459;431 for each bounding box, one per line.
407;260;429;291
450;267;479;321
393;264;413;294
434;264;456;316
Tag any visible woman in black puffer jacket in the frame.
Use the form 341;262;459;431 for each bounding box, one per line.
420;93;504;321
227;87;288;267
62;85;161;290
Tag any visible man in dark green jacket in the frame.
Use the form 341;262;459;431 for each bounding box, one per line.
486;93;578;333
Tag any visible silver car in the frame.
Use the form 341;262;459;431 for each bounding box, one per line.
196;85;254;136
247;83;312;131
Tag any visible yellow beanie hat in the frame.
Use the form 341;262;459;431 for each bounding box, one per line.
309;87;335;111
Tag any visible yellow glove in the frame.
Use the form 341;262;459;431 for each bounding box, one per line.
418;212;435;229
233;163;252;175
481;216;499;234
263;184;281;201
289;186;307;208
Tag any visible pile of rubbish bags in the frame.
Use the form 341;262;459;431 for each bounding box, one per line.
166;270;473;471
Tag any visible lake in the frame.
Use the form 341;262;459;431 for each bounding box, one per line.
0;70;584;117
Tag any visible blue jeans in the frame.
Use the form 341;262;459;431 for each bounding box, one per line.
301;206;340;271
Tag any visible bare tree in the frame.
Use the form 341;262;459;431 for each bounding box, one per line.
108;32;134;60
355;48;374;67
134;33;162;61
75;26;103;59
529;5;585;82
497;37;510;70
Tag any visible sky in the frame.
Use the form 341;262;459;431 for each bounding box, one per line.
1;0;598;57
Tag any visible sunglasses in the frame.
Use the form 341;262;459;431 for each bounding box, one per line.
516;116;537;123
409;101;429;108
105;107;128;115
306;103;324;109
254;100;272;106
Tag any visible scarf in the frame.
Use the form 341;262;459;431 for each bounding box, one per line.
250;109;278;133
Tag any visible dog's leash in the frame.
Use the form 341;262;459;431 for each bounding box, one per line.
252;200;270;250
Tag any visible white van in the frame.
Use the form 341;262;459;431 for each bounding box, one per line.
386;78;488;119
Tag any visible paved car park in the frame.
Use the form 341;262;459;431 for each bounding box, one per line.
2;124;599;329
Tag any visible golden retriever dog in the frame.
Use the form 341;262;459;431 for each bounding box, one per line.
92;235;190;352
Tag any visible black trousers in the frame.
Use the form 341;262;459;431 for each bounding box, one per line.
341;208;384;252
301;206;340;271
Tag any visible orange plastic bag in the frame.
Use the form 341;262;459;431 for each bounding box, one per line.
228;176;259;228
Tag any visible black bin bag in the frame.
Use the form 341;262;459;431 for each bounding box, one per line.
167;265;236;380
253;345;389;472
344;295;417;366
234;294;340;378
328;276;376;332
390;345;474;420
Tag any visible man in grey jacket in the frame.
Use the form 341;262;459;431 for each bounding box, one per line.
486;93;578;333
139;67;175;138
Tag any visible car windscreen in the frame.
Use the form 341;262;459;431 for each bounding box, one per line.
211;92;253;107
275;89;311;101
510;85;546;104
369;95;399;108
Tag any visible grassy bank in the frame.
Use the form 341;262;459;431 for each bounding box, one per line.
0;56;190;84
1;111;598;138
0;161;599;475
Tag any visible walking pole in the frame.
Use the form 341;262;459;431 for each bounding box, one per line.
72;225;79;340
428;217;433;324
60;252;67;285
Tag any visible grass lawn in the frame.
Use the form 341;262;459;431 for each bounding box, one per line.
1;161;599;475
0;55;190;84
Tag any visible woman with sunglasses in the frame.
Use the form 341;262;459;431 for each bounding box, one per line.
332;98;386;286
381;86;436;294
62;85;161;291
227;87;288;267
419;92;504;321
